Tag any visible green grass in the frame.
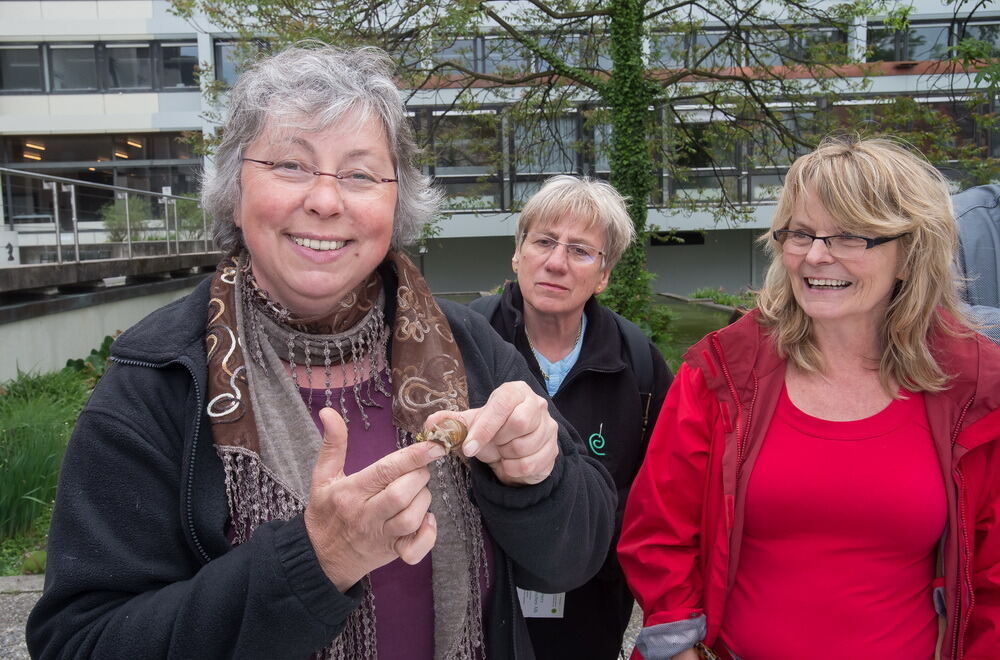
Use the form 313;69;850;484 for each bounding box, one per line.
0;368;91;548
689;286;757;309
0;501;52;576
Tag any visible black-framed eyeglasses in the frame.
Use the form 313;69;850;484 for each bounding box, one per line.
773;229;909;260
241;158;398;196
520;232;606;266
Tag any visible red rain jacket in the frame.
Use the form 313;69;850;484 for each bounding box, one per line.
619;311;1000;659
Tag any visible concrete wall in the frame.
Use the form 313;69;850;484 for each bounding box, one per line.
647;228;769;296
415;229;771;296
0;281;198;382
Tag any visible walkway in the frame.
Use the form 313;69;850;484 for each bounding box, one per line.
0;575;41;659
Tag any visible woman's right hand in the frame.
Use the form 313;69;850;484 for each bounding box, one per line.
303;407;446;592
672;648;701;660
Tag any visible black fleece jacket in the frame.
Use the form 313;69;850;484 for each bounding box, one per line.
470;282;672;660
26;275;616;660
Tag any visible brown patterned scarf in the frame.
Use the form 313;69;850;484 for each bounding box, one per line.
205;250;487;660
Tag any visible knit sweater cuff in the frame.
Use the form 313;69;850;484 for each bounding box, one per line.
274;515;364;625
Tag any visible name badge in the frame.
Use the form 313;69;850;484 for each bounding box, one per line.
516;588;565;618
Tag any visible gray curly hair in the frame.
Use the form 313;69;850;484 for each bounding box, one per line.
202;44;441;254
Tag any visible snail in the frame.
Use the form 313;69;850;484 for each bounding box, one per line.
417;417;468;453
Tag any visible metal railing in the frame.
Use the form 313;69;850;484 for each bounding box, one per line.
0;166;214;267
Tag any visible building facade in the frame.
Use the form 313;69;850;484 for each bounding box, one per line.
1;0;997;294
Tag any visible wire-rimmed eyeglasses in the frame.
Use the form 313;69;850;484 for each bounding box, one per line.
773;229;908;260
241;158;398;197
520;232;605;266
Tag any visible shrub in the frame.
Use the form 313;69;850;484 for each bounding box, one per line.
689;287;757;309
0;369;90;541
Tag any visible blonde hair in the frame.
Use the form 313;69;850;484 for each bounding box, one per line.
516;175;636;269
756;135;969;393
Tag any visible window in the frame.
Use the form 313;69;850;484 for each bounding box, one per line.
160;42;198;88
431;38;479;73
957;22;1000;57
105;44;152;90
482;37;531;75
649;33;687;69
0;45;43;91
213;40;241;85
868;24;950;61
512;115;578;174
49;44;98;91
431;114;499;175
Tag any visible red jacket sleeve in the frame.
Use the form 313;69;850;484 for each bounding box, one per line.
962;410;1000;658
618;362;718;627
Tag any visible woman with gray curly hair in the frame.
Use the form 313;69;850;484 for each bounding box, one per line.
27;44;615;660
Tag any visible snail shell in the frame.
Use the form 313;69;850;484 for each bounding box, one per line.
418;417;468;453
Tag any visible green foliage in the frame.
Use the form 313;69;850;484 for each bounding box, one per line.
100;196;153;243
0;501;52;577
690;287;757;309
0;369;90;542
65;333;118;387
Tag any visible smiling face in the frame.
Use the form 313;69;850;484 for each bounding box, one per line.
235;111;397;319
512;215;610;320
783;186;903;334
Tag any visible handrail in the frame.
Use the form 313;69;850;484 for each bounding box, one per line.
0;166;199;202
1;167;214;268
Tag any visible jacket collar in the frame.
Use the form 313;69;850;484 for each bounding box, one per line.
685;308;1000;448
112;275;213;367
499;281;628;377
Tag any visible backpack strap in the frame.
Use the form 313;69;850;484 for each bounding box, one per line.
612;312;656;438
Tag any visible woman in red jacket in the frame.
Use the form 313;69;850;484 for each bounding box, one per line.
619;136;1000;660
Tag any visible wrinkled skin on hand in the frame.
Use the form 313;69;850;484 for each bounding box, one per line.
424;381;559;487
304;407;447;592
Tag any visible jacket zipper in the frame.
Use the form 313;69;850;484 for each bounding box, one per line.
507;556;519;659
710;337;754;480
949;396;974;659
111;356;210;564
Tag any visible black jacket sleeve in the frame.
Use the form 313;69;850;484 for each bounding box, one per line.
441;300;617;593
26;361;361;660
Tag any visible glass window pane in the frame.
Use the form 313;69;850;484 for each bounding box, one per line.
580;34;612;71
106;44;152;89
690;32;738;69
50;45;98;91
161;43;198;88
513;116;577;174
907;25;949;60
7;135;112;163
594;123;611;171
650;33;686;69
746;30;788;67
482;37;531;75
213;41;240;85
867;28;897;61
432;114;498;175
0;46;42;91
432;38;478;73
965;23;1000;56
439;180;500;211
538;35;580;70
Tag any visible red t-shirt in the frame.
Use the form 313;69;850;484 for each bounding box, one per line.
720;385;946;660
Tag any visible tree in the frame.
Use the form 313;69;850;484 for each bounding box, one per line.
171;0;998;329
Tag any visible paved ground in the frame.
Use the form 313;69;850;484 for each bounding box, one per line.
0;576;42;660
0;575;638;659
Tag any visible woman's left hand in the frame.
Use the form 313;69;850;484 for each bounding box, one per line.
424;381;559;486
